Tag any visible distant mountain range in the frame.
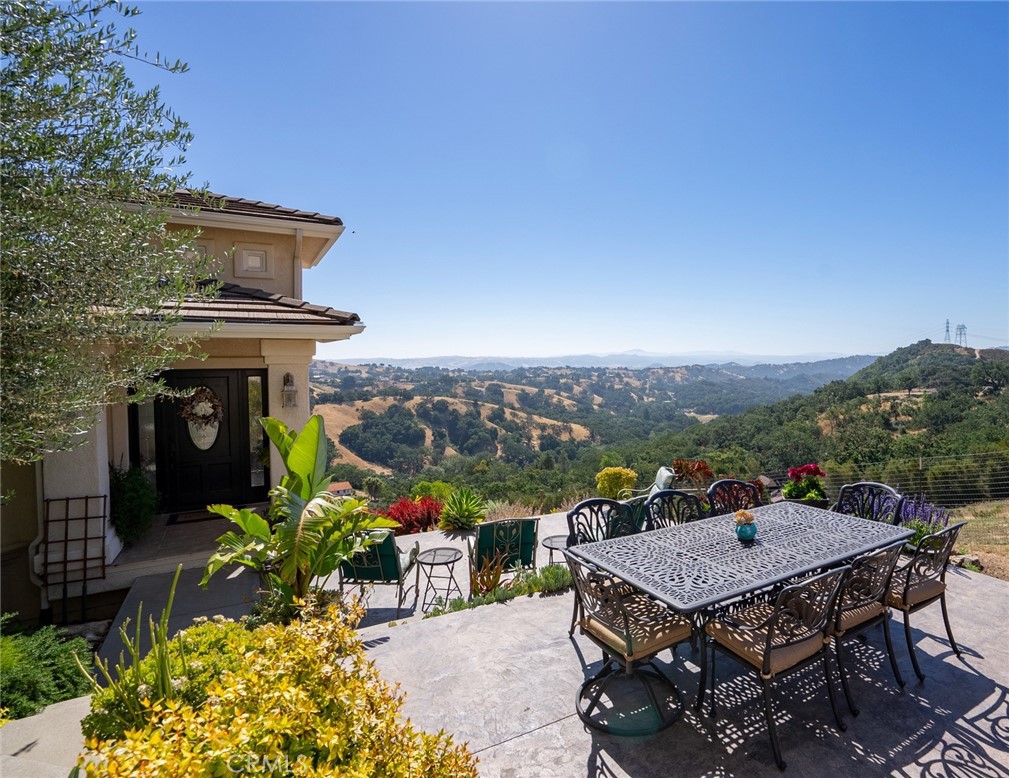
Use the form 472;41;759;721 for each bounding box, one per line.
333;350;877;371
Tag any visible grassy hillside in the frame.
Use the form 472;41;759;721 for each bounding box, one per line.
310;355;873;475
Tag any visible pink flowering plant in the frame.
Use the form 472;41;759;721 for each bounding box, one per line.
781;463;827;502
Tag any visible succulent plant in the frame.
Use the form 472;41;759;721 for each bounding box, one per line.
438;488;487;531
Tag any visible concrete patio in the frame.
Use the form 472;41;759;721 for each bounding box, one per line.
3;511;1009;777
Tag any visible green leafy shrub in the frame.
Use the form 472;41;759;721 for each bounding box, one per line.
0;614;91;719
244;586;343;630
108;464;158;546
595;466;637;499
202;416;397;608
77;603;478;777
78;566;254;741
81;614;255;741
439;487;487;530
780;463;827;502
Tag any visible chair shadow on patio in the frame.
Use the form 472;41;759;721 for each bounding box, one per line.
582;620;1009;777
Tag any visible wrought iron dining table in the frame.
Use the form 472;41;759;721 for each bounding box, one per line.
567;501;914;614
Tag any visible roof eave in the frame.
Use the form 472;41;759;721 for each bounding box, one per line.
171;321;365;343
166;209;345;267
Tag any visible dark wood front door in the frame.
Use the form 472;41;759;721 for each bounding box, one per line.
155;370;268;512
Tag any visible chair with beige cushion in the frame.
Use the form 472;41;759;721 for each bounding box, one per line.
565;498;639;635
831;542;905;714
562;549;693;736
704;566;849;770
887;521;966;681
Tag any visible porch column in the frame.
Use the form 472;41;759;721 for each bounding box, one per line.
41;407;123;568
260;340;316;487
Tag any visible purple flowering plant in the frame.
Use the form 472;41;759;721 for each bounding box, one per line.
897;494;950;547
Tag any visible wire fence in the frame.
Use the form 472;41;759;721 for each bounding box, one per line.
756;451;1009;553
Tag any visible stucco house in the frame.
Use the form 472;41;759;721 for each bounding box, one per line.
0;191;364;621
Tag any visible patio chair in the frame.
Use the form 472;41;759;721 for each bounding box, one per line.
886;521;967;681
338;535;419;618
706;479;761;516
566;498;640;635
562;549;692;736
829;481;904;524
704;566;849;770
643;489;706;531
468;517;539;596
831;541;905;714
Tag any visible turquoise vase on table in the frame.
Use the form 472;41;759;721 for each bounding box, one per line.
736;523;757;542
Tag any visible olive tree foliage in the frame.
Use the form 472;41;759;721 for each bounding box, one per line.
1;1;215;463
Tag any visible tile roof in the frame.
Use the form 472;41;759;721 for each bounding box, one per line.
163;283;361;326
170;189;343;228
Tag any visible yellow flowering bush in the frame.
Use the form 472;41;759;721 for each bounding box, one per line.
77;604;477;777
595;466;638;499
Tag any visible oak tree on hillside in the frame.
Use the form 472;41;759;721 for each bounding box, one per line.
1;0;213;462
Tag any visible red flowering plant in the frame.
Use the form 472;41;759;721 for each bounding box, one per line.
384;497;442;536
672;459;715;493
781;463;827;502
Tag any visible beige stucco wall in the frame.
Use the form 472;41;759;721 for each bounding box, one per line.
167;224;298;298
0;462;40;552
172;337;268;371
261;340;315;481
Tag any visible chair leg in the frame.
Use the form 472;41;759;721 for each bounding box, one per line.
940;593;961;656
834;639;859;717
569;596;581;637
903;610;925;681
882;612;905;688
760;677;786;771
580;661;618;719
823;652;846;731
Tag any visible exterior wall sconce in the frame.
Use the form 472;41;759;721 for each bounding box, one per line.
281;373;298;408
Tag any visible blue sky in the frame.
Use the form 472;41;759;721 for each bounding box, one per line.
128;2;1008;361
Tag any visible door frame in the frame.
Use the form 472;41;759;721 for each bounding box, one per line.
130;368;270;512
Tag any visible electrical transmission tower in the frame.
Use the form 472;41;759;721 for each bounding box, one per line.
955;324;967;346
944;319;951;342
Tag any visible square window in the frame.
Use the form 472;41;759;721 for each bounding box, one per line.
234;244;274;279
242;250;268;272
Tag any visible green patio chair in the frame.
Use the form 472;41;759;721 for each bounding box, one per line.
338;534;420;618
468;517;540;595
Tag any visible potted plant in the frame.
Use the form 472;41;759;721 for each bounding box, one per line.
781;463;829;509
734;509;757;542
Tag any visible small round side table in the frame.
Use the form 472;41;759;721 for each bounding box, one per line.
541;534;569;566
416;547;464;612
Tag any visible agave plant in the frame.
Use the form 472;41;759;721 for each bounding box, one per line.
438;488;487;531
201;415;397;604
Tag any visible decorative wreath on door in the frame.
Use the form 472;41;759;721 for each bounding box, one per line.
179;386;224;428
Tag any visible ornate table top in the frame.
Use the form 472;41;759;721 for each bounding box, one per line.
568;501;913;613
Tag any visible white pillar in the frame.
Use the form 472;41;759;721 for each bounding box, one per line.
41;407;123;574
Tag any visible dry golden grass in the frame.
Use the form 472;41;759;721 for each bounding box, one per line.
954;499;1009;581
